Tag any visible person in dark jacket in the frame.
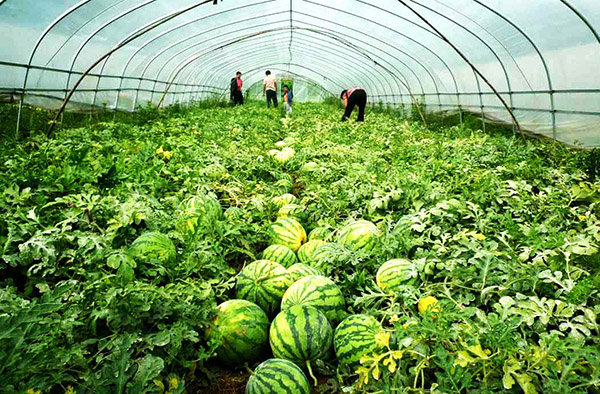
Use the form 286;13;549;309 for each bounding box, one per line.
340;87;367;122
230;71;244;105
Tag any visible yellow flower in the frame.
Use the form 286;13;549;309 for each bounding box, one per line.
389;314;400;323
168;377;179;390
418;296;440;314
156;146;164;155
26;390;41;394
162;150;173;160
578;215;586;221
402;320;419;329
374;331;391;349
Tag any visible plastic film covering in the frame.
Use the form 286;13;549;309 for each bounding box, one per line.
0;0;598;146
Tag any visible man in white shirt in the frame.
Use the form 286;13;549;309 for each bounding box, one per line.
263;70;278;108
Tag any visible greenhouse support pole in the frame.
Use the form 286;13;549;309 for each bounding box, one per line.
398;0;522;135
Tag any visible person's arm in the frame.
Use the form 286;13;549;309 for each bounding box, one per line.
274;81;278;92
262;79;266;94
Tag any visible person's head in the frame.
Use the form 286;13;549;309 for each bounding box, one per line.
283;85;289;92
236;71;242;78
340;90;348;100
265;70;271;76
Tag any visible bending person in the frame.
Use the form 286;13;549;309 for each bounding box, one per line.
340;87;367;122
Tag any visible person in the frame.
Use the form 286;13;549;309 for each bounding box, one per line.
282;85;293;114
230;71;244;105
263;70;278;108
340;87;367;122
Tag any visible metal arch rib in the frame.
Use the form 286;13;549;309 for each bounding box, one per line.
469;0;555;138
560;0;600;45
16;0;93;136
177;37;385;102
301;0;460;98
174;31;398;104
64;0;157;106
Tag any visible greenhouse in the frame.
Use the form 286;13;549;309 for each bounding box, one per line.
1;1;599;393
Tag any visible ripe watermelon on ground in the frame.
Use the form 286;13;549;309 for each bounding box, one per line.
262;244;298;268
236;260;293;314
246;359;310;394
308;227;332;241
270;217;307;251
297;240;327;264
130;232;176;264
277;204;307;222
334;314;385;368
272;193;298;209
179;193;223;232
207;300;269;366
270;305;333;366
309;242;343;271
281;275;346;323
286;263;323;282
337;220;380;251
376;259;419;292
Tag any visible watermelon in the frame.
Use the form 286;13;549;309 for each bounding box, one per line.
274;179;294;193
270;305;333;366
224;206;244;221
281;275;346;322
287;263;323;282
207;300;269;366
270;218;307;251
297;240;327;264
277;204;307;222
376;259;419;292
179;193;223;232
310;243;342;271
334;314;385;368
130;232;176;264
262;244;298;268
246;359;310;394
308;227;332;241
272;193;298;209
236;260;293;314
337;220;380;251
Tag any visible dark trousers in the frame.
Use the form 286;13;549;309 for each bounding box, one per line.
266;89;278;108
232;90;244;105
342;89;367;122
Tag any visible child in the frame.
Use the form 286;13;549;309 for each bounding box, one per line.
282;85;293;114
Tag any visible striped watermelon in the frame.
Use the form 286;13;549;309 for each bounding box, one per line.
274;179;294;193
236;260;293;314
270;218;307;251
246;359;310;394
281;275;346;323
287;263;323;282
272;193;298;209
270;305;333;366
262;244;298;268
337;220;380;251
334;314;385;368
308;227;332;241
130;232;176;264
277;204;307;222
207;300;269;366
376;259;419;292
309;243;342;271
297;240;327;264
179;193;223;232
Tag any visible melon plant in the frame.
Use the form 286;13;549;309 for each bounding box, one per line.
224;206;244;221
309;242;342;271
270;305;333;373
272;193;298;209
130;232;176;264
286;263;323;282
246;359;310;394
262;244;298;268
207;300;269;366
376;259;419;292
308;227;332;241
297;240;327;264
277;204;307;222
337;220;380;251
281;275;346;322
270;217;307;251
334;314;385;368
236;260;293;314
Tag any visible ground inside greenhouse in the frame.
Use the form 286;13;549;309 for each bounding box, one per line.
0;102;598;394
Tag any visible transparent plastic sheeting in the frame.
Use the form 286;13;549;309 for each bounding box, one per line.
0;0;599;146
